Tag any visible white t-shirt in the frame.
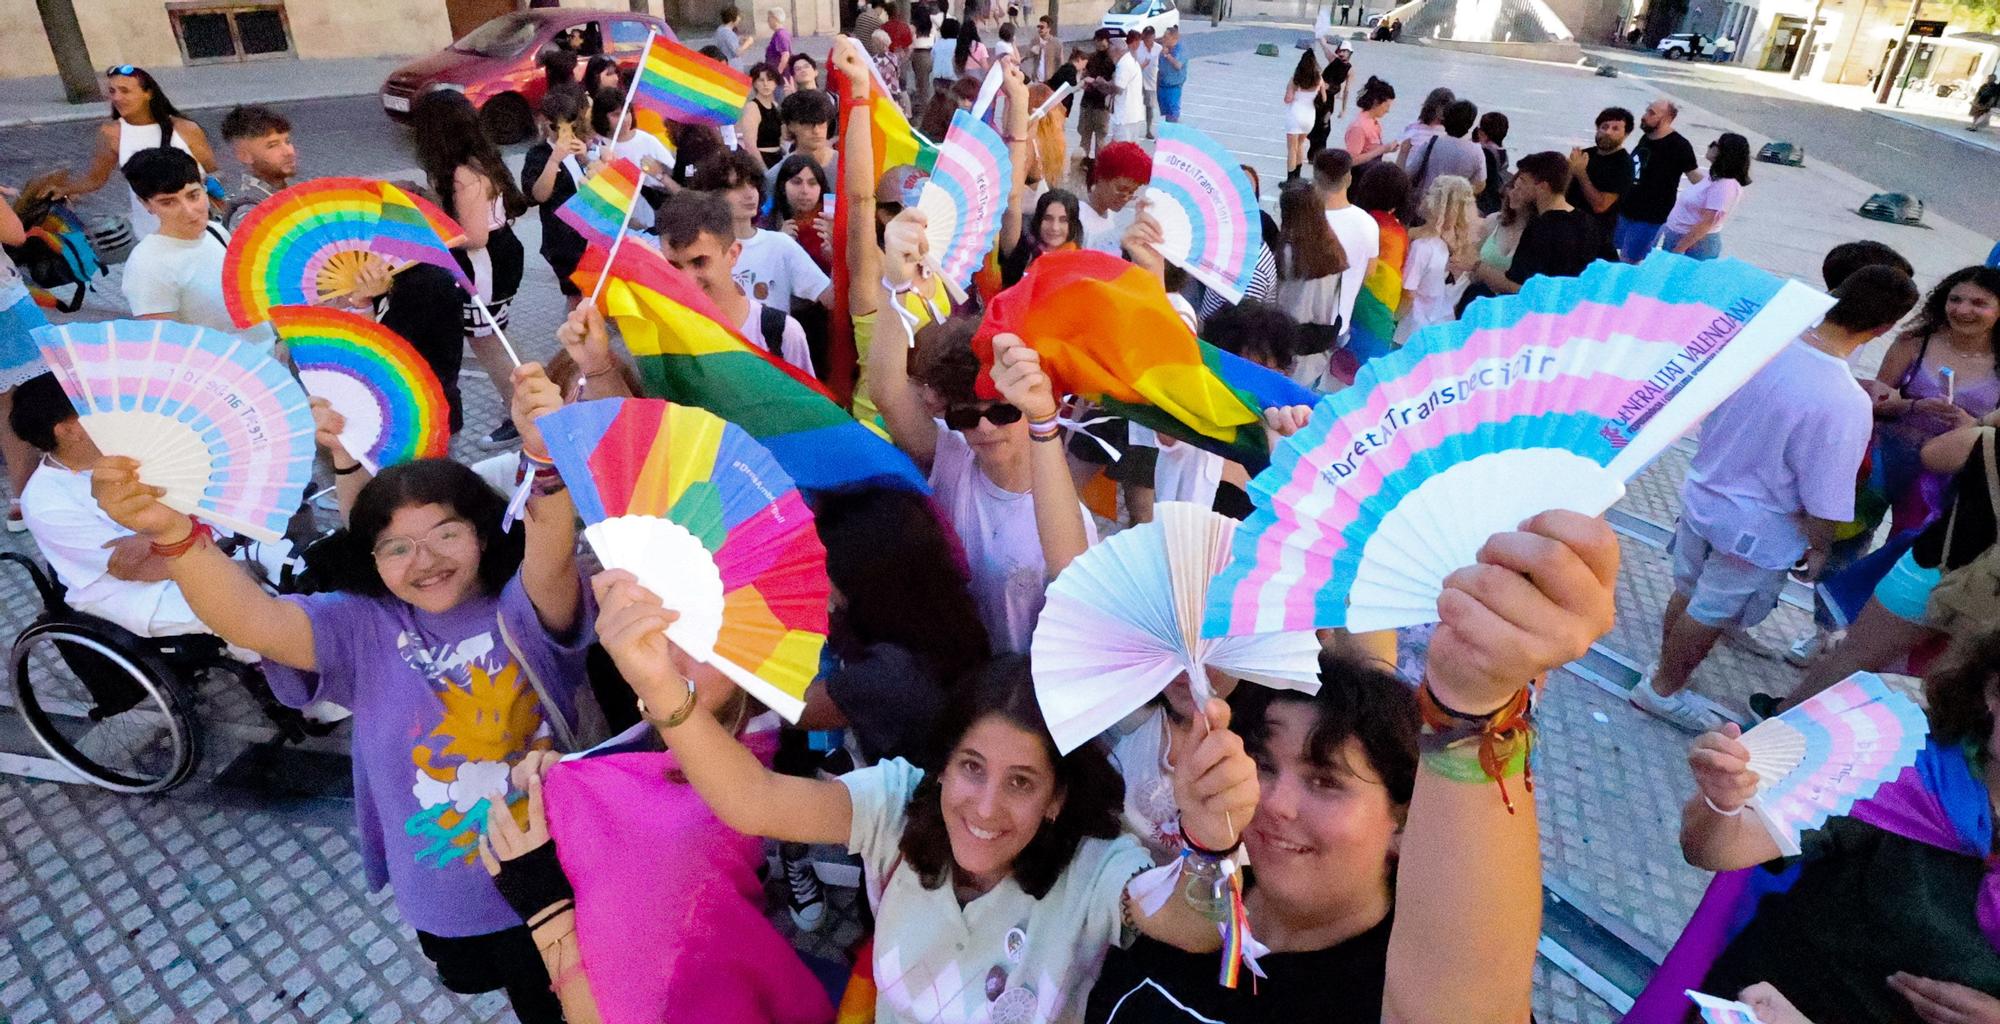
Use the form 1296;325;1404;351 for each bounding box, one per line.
1079;200;1135;256
1399;234;1464;337
737;299;816;376
19;458;180;632
610;131;676;181
928;422;1097;653
121;225;235;334
1136;41;1160;87
1113;52;1146;125
1663;176;1745;236
1323;205;1379;340
734;228;832;310
1681;338;1874;569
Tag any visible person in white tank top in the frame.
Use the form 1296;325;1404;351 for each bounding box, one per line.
58;67;216;240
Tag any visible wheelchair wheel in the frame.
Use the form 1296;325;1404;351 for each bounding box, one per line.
10;618;201;793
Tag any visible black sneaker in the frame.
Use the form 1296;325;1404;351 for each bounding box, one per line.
1747;692;1782;723
477;421;520;452
780;842;825;931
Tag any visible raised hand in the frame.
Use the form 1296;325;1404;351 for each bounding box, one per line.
511;362;563;457
1122;204;1168;278
590;570;687;713
90;457;193;543
1688;723;1759;814
989;332;1058;421
1262;405;1312;437
310;397;350;458
1171;698;1259;852
1737;983;1815;1024
882;207;931;291
555;303;614;379
831;36;872;100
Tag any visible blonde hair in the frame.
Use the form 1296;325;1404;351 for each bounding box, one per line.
1416;175;1481;267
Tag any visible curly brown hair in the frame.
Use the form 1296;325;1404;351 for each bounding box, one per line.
1925;627;2000;746
912;316;984;406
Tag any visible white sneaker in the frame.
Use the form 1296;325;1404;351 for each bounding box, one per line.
1628;674;1723;734
1784;631;1829;668
301;701;352;725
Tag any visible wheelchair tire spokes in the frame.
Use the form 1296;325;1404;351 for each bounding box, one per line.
10;622;200;793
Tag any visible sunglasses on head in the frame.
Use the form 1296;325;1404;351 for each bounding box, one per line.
106;65;137;77
943;403;1024;431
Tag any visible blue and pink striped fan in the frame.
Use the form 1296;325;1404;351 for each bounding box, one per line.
33;319;316;542
1685;991;1768;1024
1742;671;1929;856
1144;123;1261;304
1203;252;1833;636
915;109;1013;292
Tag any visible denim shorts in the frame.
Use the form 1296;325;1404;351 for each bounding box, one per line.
1660;228;1723;260
1873;548;1942;624
1670;518;1790;630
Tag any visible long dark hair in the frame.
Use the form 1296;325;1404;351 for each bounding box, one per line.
1927;627;2000;745
1356;75;1395;113
914;2;934;34
1279;178;1346;279
1291;50;1320;91
816;489;990;689
1709;132;1752;186
584;54;621;94
410;90;529;221
953;25;978;75
898;655;1125;899
333;459;524;600
764;154;831;226
107;68;184;149
1904;265;2000;358
1029;188;1082;251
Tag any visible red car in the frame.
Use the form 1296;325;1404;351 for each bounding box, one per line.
380;9;674;144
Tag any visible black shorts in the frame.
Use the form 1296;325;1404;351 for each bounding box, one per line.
416;926;563;1023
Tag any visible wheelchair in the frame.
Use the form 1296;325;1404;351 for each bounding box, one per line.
3;534;333;794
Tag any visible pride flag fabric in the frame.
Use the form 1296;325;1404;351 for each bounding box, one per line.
557;158;644;247
633;34;752;128
1346;210;1408;365
573;241;929;499
972;249;1316;472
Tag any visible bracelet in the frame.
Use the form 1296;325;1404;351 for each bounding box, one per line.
549;959;588;994
636;678;698;729
1417;681;1538;814
525;898;575;932
530;464;567;497
521;447;555;467
1177;814;1242;858
1421;735;1529;784
331;461;363;476
150;521;213;559
1702;795;1744;817
880;274;914;296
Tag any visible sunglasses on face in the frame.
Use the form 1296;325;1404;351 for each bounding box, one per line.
943;403;1024;431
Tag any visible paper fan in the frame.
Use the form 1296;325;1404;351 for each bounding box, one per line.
31;319;315;542
1204;252;1833;636
1142;123;1261;304
1741;671;1928;856
915;109;1013;292
269;305;449;474
1033;502;1321;754
224;178;470;327
537;398;829;722
1685;991;1767;1024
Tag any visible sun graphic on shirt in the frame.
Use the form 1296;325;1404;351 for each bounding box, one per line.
433;660;542;765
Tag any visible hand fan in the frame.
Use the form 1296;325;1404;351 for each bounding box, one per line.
1142;123;1261;304
268;305;450;475
1204;251;1834;636
536;397;829;722
224;178;470;328
1685;991;1767;1024
1740;671;1928;856
915;109;1013;293
32;319;316;543
1032;501;1321;754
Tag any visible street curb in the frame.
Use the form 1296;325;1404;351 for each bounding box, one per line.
0;88;384;129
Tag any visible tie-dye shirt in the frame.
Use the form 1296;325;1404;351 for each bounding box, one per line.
264;574;594;937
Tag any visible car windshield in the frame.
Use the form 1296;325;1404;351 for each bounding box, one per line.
453;14;540;57
1108;0;1152;14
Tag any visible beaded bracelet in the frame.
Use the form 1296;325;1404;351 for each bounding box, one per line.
151;521;213;559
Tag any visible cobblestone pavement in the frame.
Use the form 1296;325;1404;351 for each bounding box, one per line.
0;26;1959;1024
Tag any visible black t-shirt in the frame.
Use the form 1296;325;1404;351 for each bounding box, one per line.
521;142;588;272
1567;146;1635;240
1506;208;1609;285
1913;432;1996;571
822;641;948;764
1083;915;1392;1024
1049;63;1081;113
1623;130;1697;224
1321;56;1351;90
1082;53;1116;111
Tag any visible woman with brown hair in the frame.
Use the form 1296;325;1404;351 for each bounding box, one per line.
1275;179;1348;391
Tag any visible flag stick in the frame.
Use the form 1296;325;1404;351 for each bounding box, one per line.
471;294;521;366
587;183;649;307
1028;82;1075;122
605;29;653;157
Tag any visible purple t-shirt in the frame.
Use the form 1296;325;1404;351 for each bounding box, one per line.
766;27;793;68
264;574;595;937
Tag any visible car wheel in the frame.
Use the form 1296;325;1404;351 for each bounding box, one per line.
1665;47;1685;59
480;93;534;146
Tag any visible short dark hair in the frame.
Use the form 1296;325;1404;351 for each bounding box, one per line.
338;459;524;599
897;655;1124;899
1441;98;1478;138
220;104;291;143
657;189;737;249
1512;150;1572;193
122;147;203;202
1416;86;1455;125
912;316;984;405
1595;106;1634;132
591;85;626;136
718;5;741;23
1038;14;1053;26
1823;264;1920;333
1203;300;1299;376
1477;110;1510;146
1232;652;1421;808
8;373;75;453
779;88;838;128
1821;240;1913;291
1350;160;1411;217
998;22;1015;41
1355;75;1395;112
539;83;588;125
1708;132;1752;186
691;146;767;204
748;61;780;85
1312;147;1354;189
1927;626;2000;745
699;44;728;60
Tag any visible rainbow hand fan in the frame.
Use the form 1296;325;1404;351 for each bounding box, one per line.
1741;671;1928;856
33;319;315;542
915;109;1013;293
1033;502;1321;754
224;178;470;327
1204;252;1833;636
536;398;828;722
269;305;449;474
1143;123;1261;304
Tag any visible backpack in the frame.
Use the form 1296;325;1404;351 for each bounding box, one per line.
4;187;105;313
1923;427;2000;636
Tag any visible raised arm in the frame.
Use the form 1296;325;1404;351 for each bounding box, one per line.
866;209;944;468
1129;697;1259;951
481;761;604;1024
178;119;219;175
311;397;371;522
1384;510;1618;1024
996;63;1031;254
61;124;124;199
836;39;884;319
514;363;582;635
592;570;854;844
556;304;635;400
989;332;1089;576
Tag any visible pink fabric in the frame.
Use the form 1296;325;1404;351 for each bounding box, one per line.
545;734;834;1024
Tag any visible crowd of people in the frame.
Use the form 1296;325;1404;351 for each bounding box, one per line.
0;7;1996;1024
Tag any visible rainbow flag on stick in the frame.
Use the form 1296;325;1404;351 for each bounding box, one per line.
558;158;644;248
573;241;929;499
972;249;1316;472
633;34;751;128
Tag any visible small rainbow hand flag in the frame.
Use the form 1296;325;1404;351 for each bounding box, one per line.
574;241;930;499
1346;211;1408;366
634;34;752;129
558;158;645;248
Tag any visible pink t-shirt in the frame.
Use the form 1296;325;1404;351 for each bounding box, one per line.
1344;114;1383;160
1664;176;1744;235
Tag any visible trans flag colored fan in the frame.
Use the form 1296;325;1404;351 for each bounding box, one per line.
1685;991;1767;1024
224;178;469;327
915;109;1013;293
33;319;315;543
1143;123;1261;303
1741;671;1928;856
269;306;449;474
1033;502;1321;754
537;398;829;722
1205;252;1833;636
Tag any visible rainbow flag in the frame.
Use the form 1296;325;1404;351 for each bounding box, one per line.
972;249;1316;472
573;241;929;498
1346;210;1408;365
632;34;751;129
557;158;644;247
